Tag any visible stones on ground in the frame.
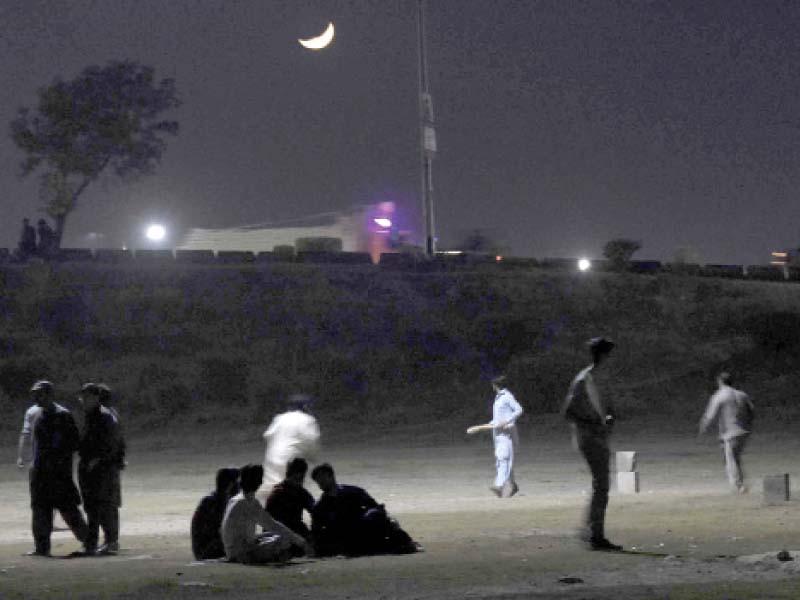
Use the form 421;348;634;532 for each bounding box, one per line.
616;451;640;493
618;471;640;494
615;451;637;472
763;474;790;505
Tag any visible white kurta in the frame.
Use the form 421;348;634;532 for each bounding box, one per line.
262;410;320;486
491;389;523;488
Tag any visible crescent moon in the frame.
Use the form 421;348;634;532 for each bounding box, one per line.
298;22;334;50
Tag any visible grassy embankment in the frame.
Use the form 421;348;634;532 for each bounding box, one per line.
1;261;798;444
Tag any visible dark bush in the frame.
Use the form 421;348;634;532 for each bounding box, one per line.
198;356;250;406
0;359;51;400
295;237;343;252
741;311;800;355
2;259;800;434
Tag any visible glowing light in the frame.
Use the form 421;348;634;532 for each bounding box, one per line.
578;258;591;272
298;22;334;50
146;224;166;242
495;255;503;262
374;218;392;228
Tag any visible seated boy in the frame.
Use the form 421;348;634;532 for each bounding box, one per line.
310;463;419;557
221;464;310;564
266;457;315;540
191;468;239;560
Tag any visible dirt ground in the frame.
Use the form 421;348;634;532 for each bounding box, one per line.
1;416;798;599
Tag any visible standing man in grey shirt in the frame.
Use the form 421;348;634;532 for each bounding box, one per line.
699;372;754;493
561;337;621;551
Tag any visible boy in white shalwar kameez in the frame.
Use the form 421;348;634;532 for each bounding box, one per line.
261;395;320;496
467;375;524;498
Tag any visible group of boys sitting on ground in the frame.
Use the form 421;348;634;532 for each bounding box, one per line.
191;459;420;564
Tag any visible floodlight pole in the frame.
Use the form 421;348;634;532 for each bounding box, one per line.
417;0;436;256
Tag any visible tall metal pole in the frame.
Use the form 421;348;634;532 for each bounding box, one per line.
417;0;436;256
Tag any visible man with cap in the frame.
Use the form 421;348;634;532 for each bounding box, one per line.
466;375;524;497
25;380;89;556
78;383;125;555
561;337;622;551
262;394;320;493
97;383;127;469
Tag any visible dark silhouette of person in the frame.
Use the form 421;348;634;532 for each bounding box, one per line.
26;380;90;556
266;457;315;540
78;383;125;555
18;218;36;259
562;337;622;551
310;463;419;557
97;383;127;469
190;468;240;560
36;219;55;258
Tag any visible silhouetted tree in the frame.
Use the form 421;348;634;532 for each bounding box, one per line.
603;238;642;271
459;229;500;254
10;61;180;248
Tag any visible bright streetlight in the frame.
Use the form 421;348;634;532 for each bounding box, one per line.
145;224;166;242
578;258;591;272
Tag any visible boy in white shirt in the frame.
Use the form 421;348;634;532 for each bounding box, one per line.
262;395;320;490
221;464;310;564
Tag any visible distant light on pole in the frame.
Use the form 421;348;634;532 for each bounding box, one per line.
145;224;166;242
578;258;591;272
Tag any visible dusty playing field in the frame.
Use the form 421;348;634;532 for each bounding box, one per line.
1;417;798;599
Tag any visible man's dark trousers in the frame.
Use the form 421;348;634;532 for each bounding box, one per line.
84;502;119;550
31;501;87;555
576;428;610;541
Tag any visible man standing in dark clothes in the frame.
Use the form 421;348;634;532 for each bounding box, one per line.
78;383;124;555
266;458;315;540
561;337;622;552
36;219;55;257
97;383;127;469
191;468;240;560
310;463;419;557
18;218;36;259
27;380;89;556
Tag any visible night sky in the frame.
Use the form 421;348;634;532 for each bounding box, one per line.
2;0;800;264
